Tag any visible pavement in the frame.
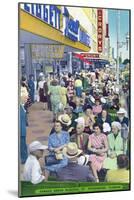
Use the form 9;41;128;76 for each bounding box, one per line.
26;102;54;146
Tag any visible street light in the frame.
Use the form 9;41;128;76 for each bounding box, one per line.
116;11;129;85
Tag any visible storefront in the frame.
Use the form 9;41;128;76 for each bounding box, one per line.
72;53;110;70
19;3;91;78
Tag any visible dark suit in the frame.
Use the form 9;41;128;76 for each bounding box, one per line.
70;133;89;153
115;116;129;127
96;114;111;125
56;162;95;182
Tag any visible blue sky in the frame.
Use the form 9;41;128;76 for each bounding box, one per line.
108;9;130;60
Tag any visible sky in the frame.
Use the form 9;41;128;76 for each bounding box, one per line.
108;9;130;61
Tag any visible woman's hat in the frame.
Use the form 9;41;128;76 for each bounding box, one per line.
63;142;82;159
58;114;71;126
111;121;121;130
51;79;58;86
77;155;89;165
75;117;85;126
100;97;106;104
89;95;95;103
103;122;111;133
39;72;44;77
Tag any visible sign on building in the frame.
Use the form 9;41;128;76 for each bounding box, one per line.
31;44;65;60
97;9;103;53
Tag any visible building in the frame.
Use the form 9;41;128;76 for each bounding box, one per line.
19;3;93;78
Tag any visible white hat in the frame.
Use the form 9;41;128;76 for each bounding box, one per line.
115;87;119;93
92;82;96;87
63;142;82;159
89;95;95;103
117;108;127;115
77;155;89;165
58;114;71;126
75;117;85;126
103;122;111;133
107;80;112;85
39;72;44;77
111;121;121;130
29;141;48;153
101;97;106;104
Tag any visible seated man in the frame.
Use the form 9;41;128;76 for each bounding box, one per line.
23;141;48;184
56;142;95;182
71;123;89;154
105;154;129;183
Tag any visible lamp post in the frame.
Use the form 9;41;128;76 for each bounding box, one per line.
116;11;129;85
116;10;120;85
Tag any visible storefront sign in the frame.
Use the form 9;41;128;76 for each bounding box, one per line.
73;53;92;64
79;29;90;46
63;7;90;46
64;17;79;42
97;9;103;53
31;44;65;59
80;53;99;58
21;3;61;30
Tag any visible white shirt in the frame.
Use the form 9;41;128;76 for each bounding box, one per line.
38;81;45;89
23;155;45;184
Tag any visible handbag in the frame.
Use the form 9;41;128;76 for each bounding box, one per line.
55;152;63;160
45;154;60;166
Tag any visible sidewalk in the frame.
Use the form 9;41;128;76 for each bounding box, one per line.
26;102;54;146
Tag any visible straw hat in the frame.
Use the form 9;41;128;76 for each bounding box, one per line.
58;114;71;126
63;142;82;159
77;155;89;165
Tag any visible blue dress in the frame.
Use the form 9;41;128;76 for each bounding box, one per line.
45;131;70;172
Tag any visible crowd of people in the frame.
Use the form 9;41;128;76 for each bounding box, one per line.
20;67;130;184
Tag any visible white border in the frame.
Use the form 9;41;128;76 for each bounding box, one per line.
0;0;133;199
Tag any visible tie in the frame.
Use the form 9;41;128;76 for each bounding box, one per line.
80;135;84;150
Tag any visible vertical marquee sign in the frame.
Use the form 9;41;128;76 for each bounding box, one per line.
97;9;103;53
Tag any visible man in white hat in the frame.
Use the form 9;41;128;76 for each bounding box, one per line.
23;141;48;184
116;108;129;127
56;142;95;182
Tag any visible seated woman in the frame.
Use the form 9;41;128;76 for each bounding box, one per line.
49;113;72;135
45;121;70;173
92;98;102;116
105;154;129;183
88;123;108;182
96;109;111;126
103;121;127;170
